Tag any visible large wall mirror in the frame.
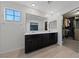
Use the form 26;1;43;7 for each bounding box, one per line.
25;13;47;32
49;20;57;31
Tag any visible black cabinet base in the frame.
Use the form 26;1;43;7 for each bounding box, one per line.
25;33;57;53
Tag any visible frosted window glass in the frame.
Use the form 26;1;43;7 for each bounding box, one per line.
14;11;21;16
15;16;20;21
6;15;14;21
5;9;14;15
5;8;21;22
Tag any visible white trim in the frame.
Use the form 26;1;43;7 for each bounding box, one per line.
57;40;63;46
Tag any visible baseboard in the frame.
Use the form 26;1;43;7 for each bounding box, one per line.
0;47;24;54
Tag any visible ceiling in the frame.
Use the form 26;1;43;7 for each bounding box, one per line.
17;1;79;15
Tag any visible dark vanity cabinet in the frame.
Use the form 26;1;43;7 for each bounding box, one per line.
25;33;57;53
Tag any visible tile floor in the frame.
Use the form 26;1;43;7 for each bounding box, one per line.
0;38;79;58
63;37;79;53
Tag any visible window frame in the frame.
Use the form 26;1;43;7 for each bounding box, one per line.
4;8;21;22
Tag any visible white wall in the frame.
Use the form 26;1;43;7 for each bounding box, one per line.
57;13;63;46
47;12;63;46
0;3;1;52
0;2;47;53
0;2;26;53
0;23;25;53
0;2;63;53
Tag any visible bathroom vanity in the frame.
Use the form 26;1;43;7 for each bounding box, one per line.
25;32;58;53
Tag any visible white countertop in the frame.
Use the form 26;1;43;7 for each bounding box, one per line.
24;31;57;35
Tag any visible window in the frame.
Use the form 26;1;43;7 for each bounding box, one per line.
5;8;21;22
30;22;38;31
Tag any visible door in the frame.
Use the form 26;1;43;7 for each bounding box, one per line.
74;19;79;40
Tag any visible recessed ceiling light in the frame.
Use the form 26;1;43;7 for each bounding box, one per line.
32;4;35;7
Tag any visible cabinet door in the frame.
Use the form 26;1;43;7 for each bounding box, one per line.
49;33;57;44
25;36;33;53
75;29;79;41
74;20;79;41
36;34;45;48
54;33;57;43
43;33;49;46
31;34;40;50
25;35;37;53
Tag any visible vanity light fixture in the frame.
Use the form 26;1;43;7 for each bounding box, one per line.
32;4;35;7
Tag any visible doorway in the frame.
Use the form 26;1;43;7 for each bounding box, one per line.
62;8;79;53
63;17;74;40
